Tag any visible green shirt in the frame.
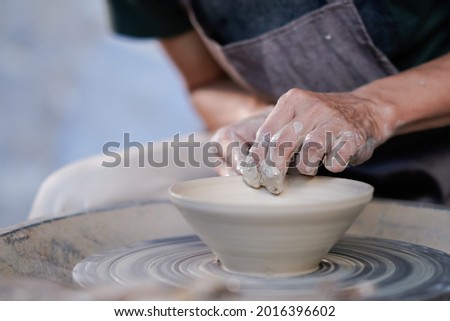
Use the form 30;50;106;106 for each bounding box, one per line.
388;1;450;70
107;0;450;71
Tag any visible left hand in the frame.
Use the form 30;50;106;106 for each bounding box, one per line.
210;107;273;176
242;88;393;194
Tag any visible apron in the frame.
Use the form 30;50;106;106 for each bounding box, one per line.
184;0;450;205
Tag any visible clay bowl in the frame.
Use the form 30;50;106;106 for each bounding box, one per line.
169;175;373;277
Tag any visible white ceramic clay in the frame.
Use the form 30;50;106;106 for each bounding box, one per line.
169;175;373;277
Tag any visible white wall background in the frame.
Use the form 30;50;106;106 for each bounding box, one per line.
0;0;203;227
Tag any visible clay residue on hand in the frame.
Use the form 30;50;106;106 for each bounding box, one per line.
242;156;261;189
242;158;284;195
293;121;303;135
260;162;283;194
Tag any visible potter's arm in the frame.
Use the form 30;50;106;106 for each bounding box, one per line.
159;31;268;131
352;52;450;136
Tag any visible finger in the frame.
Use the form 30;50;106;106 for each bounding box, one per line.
350;137;376;166
242;154;262;188
323;131;358;173
210;128;249;176
220;112;270;175
244;98;296;187
261;120;306;193
296;128;327;176
253;93;297;144
244;133;272;189
324;130;377;172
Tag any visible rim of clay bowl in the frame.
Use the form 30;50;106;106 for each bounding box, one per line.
168;175;374;215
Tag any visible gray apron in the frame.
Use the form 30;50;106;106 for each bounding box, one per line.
184;0;450;205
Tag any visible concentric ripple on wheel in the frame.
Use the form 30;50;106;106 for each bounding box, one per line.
73;236;450;300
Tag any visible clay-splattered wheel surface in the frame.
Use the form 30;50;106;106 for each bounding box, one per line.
73;236;450;300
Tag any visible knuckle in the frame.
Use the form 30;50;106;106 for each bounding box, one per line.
303;133;325;150
278;88;302;104
286;88;302;97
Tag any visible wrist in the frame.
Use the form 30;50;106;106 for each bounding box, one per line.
351;80;401;141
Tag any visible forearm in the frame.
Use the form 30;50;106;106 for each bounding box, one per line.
160;31;225;91
159;31;269;131
353;53;450;139
190;77;269;131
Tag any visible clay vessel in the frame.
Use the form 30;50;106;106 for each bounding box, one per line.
169;175;373;276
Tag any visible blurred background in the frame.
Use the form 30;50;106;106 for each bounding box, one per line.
0;0;203;227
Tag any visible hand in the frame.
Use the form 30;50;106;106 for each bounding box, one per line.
210;107;273;176
242;88;392;194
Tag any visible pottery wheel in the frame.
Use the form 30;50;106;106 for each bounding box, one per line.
73;236;450;300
